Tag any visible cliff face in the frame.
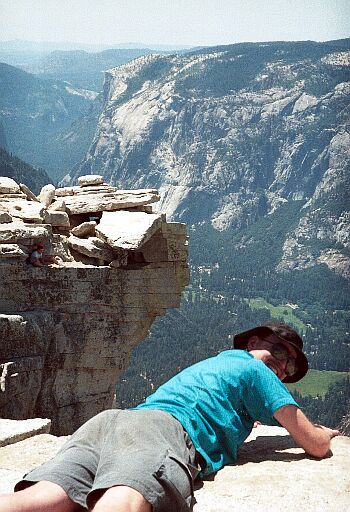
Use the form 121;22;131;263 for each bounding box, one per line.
74;40;350;279
0;176;188;435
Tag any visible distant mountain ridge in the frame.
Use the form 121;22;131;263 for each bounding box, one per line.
0;62;100;181
21;48;158;91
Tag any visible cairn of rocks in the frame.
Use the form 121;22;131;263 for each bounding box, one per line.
0;175;189;435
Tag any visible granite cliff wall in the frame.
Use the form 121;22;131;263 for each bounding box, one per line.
0;176;189;435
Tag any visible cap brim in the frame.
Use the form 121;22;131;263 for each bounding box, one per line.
233;326;308;383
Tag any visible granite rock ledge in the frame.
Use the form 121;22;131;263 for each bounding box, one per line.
0;422;348;511
0;176;189;435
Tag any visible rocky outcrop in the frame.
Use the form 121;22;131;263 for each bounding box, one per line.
0;176;189;435
0;421;348;511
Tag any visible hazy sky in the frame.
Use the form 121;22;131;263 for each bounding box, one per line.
0;0;349;47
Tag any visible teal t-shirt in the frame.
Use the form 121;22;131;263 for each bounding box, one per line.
136;350;298;475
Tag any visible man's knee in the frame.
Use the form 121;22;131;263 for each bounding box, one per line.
91;485;152;512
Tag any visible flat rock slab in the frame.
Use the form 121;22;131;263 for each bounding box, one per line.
0;177;20;194
193;426;350;512
0;418;51;448
0;425;348;510
0;222;51;243
0;199;45;223
78;175;104;186
62;190;160;215
96;211;163;249
67;235;124;262
0;433;67;493
0;244;27;259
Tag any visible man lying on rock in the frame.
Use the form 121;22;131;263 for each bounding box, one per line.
0;321;340;512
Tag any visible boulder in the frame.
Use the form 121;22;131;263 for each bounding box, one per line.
67;235;124;262
0;177;20;194
44;210;70;228
38;184;56;207
48;199;67;212
78;175;104;187
96;211;163;250
71;221;97;238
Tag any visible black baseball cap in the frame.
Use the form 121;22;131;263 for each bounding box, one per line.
233;321;309;383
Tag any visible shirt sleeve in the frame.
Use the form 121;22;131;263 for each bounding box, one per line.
242;360;299;426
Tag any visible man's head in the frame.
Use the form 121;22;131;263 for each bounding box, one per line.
37;242;44;253
233;321;308;383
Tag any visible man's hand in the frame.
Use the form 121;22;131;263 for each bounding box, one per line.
274;405;341;458
314;424;340;438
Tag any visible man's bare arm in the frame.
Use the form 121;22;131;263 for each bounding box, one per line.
31;258;44;267
274;404;340;458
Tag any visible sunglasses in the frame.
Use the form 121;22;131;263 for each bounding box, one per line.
262;339;298;377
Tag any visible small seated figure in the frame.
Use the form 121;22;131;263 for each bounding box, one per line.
30;242;63;267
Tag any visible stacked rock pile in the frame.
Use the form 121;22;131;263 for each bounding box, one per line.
0;174;187;267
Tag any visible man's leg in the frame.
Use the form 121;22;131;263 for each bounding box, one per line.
91;485;151;512
0;481;82;512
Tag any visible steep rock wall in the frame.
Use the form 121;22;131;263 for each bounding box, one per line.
0;176;189;435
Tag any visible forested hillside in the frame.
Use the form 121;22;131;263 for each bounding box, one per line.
0;147;51;193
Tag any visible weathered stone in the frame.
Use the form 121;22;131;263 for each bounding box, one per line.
0;419;51;448
48;199;67;212
0;425;349;511
0;212;12;223
0;244;27;259
0;433;67;494
71;221;97;238
67;235;124;262
44;210;70;228
19;183;40;202
193;426;350;512
78;174;104;186
0;199;45;223
38;184;56;207
0;177;20;194
0;193;27;199
62;190;160;215
55;186;77;197
0;177;189;436
96;211;163;250
49;234;74;262
0;222;51;244
76;186;116;195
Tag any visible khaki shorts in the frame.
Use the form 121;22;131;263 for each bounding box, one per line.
15;409;201;511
